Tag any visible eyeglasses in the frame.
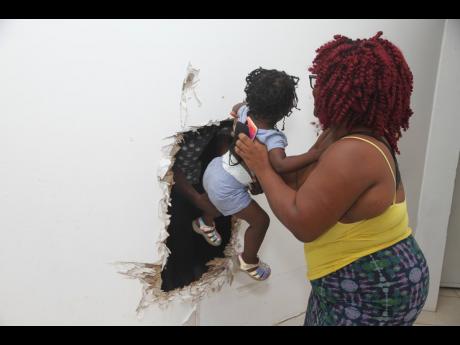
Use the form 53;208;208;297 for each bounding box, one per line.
309;75;317;89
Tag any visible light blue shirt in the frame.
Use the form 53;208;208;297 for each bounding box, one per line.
237;105;288;151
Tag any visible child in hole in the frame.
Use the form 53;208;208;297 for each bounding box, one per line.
193;68;323;281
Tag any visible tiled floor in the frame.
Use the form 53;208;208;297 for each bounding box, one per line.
415;288;460;326
276;288;460;326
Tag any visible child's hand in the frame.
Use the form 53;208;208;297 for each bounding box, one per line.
230;102;246;118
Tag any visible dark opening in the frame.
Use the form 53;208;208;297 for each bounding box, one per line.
160;119;235;292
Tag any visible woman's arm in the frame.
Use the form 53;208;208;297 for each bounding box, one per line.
235;133;376;242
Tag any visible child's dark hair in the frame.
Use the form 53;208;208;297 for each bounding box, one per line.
244;67;300;130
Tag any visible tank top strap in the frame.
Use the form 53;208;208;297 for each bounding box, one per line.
341;135;397;204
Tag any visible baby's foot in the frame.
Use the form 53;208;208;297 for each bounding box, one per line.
238;254;271;281
192;217;222;246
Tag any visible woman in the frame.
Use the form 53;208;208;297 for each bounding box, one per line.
235;32;429;326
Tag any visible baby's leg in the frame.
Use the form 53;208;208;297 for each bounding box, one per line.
234;200;270;264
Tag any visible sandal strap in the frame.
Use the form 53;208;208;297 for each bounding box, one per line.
238;254;260;270
198;217;215;230
208;233;219;240
193;217;222;246
251;266;270;280
197;218;220;241
238;254;270;278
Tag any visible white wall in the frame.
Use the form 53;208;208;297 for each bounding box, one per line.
415;19;460;311
0;19;445;325
441;152;460;288
397;21;444;230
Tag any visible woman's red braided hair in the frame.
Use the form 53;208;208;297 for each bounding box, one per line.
309;32;414;153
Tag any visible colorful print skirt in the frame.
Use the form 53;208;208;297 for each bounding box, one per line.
304;235;429;326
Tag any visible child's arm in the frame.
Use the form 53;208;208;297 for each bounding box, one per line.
268;128;333;174
268;147;322;174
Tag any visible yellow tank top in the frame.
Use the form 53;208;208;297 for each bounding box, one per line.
304;136;412;281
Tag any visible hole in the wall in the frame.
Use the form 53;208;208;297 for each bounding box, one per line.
119;112;302;312
160;119;236;292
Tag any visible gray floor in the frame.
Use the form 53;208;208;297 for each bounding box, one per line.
276;288;460;326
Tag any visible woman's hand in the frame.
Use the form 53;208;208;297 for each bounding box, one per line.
235;133;271;176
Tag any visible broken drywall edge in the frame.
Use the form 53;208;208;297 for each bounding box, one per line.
180;62;202;130
115;119;242;319
114;219;240;315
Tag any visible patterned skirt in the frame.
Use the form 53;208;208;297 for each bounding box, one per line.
304;235;429;326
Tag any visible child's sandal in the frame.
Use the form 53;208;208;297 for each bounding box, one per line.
192;217;222;247
238;254;271;281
